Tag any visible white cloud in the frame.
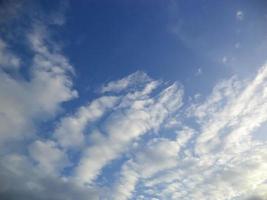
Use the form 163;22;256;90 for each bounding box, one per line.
112;128;193;200
0;154;100;200
0;8;100;199
74;81;184;185
28;140;69;175
0;18;184;198
3;62;267;200
0;25;77;148
127;64;267;200
2;58;267;200
1;2;267;199
100;71;152;93
54;96;119;148
191;65;267;156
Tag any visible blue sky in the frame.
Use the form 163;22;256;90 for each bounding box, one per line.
1;0;267;200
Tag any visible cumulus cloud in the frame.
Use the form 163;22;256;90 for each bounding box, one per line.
0;25;77;149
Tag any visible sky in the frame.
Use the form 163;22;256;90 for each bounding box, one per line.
0;0;267;199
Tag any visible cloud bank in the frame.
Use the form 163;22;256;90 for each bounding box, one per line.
1;1;267;200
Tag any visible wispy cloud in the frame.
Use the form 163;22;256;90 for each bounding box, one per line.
124;64;267;200
100;71;152;94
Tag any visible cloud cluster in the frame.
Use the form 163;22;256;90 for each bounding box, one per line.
0;17;183;198
3;58;267;199
121;65;267;200
1;1;267;200
0;26;77;150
